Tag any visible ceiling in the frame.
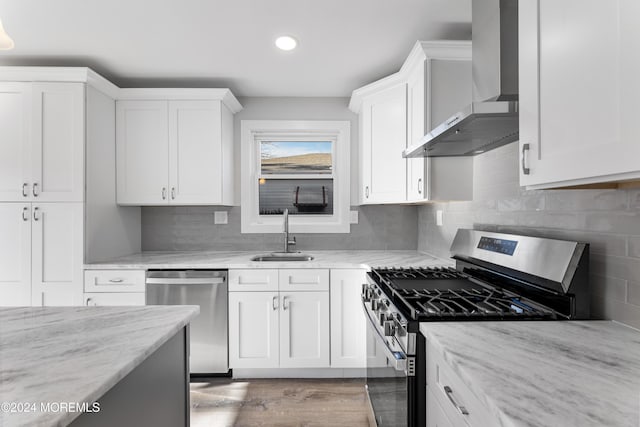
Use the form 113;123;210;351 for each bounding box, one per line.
0;0;471;97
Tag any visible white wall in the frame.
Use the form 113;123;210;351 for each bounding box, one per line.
233;97;359;206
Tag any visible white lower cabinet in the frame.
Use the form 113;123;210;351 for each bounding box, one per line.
330;269;367;368
84;292;145;306
228;268;333;370
0;202;83;307
280;291;330;368
229;291;280;368
426;336;495;427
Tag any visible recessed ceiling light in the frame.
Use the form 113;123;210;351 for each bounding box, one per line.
275;35;298;51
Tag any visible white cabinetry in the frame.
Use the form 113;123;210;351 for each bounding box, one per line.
83;269;146;307
0;203;31;305
519;0;640;189
425;335;495;427
116;91;241;206
330;269;367;368
350;41;473;204
360;83;408;204
31;203;84;306
405;43;473;202
0;82;84;202
84;292;145;306
228;269;330;369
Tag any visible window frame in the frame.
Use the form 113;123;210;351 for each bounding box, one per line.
241;120;351;234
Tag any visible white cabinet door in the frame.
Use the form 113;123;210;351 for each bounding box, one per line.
426;387;456;427
519;0;640;188
406;60;427;202
0;83;31;202
31;83;85;202
279;291;330;368
229;291;280;369
361;84;407;204
84;292;145;306
330;269;367;368
116;100;169;204
0;203;31;306
31;203;83;306
168;101;223;204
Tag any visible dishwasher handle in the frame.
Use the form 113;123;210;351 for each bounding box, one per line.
146;277;225;285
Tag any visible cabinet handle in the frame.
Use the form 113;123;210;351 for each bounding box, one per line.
444;385;469;415
521;143;531;175
162;187;167;200
86;298;96;306
32;183;39;197
22;207;29;221
171;187;176;200
282;296;289;310
108;278;124;283
272;295;278;311
417;178;423;195
22;183;28;198
365;186;370;198
33;207;40;221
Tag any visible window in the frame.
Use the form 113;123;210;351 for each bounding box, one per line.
241;120;350;233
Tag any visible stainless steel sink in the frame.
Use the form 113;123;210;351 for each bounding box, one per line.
251;253;314;262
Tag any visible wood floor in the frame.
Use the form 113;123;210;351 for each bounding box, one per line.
190;378;369;427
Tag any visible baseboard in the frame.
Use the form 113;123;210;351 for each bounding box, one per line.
232;368;366;379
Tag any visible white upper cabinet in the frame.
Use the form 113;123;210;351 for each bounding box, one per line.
405;43;473;202
116;100;169;204
359;83;408;204
350;41;473;204
0;82;84;202
0;83;31;202
31;83;85;202
519;0;640;189
116;91;240;206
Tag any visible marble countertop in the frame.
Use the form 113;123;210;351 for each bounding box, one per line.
0;306;198;427
420;321;640;427
85;250;452;270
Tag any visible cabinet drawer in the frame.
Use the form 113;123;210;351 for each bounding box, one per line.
426;340;493;427
279;269;329;291
84;292;145;306
84;270;145;293
229;269;279;291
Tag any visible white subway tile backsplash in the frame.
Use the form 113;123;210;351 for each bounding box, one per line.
418;143;640;328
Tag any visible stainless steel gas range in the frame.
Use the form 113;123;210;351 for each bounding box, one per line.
362;229;590;427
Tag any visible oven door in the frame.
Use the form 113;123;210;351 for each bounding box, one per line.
363;301;411;427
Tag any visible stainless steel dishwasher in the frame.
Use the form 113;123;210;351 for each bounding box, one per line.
145;270;228;375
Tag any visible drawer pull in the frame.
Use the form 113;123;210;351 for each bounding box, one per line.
109;278;124;283
444;385;469;415
272;296;278;311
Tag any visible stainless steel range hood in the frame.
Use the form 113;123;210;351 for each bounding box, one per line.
404;0;519;158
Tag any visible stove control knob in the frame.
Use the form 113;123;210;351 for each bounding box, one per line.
371;298;380;311
378;312;389;326
362;285;372;302
383;320;396;337
382;299;390;308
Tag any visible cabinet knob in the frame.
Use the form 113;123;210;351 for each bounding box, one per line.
521;144;531;175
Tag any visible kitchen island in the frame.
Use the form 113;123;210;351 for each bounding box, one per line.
0;306;198;427
420;321;640;427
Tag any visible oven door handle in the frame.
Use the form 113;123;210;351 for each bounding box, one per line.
362;300;408;373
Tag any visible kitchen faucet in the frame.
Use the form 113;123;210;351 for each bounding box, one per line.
283;208;296;253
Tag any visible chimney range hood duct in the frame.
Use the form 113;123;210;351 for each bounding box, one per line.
403;0;519;158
